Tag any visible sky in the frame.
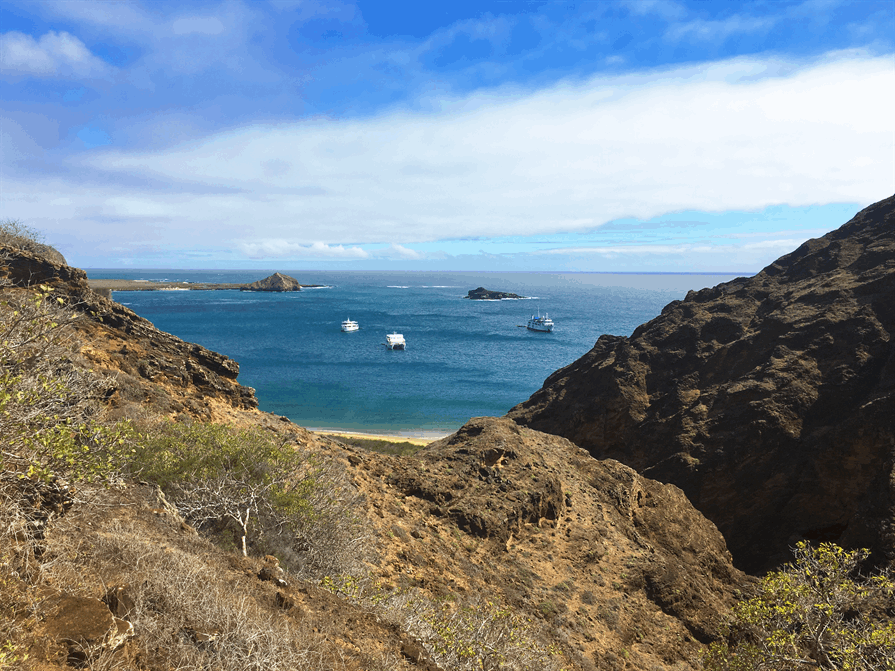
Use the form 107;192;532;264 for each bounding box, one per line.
1;0;893;272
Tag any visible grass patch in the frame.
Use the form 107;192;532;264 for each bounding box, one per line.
323;434;425;457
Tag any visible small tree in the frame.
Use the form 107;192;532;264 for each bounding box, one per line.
704;542;895;670
131;421;372;577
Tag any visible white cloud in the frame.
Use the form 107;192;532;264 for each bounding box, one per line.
0;30;112;78
238;240;369;259
10;52;895;258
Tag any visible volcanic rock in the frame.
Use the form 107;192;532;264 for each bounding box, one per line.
508;195;895;572
242;272;301;292
464;286;525;300
350;416;745;663
0;247;259;418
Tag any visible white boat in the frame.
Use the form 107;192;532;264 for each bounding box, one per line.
527;310;554;332
385;332;406;350
341;318;359;332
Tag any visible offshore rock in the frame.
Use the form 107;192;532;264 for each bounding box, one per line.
464;286;525;300
242;272;301;292
508;195;895;573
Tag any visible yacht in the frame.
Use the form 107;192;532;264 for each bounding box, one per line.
341;318;359;332
527;311;554;332
385;332;406;350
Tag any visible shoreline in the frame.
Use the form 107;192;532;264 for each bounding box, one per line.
311;428;452;446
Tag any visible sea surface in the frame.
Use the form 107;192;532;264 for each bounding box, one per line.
85;270;745;437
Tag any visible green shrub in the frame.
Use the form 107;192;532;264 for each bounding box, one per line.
0;285;124;483
129;421;371;578
704;542;895;670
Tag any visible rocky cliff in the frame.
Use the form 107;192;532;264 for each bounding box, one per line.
508;195;895;573
0;247;258;420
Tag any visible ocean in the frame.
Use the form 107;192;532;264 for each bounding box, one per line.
85;270;744;437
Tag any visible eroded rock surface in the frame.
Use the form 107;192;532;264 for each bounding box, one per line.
508;195;895;572
349;416;745;667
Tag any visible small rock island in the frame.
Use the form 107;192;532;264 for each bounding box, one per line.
464;286;526;300
241;272;302;292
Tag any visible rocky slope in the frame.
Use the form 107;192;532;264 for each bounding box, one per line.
351;417;745;669
0;247;258;421
508;195;895;573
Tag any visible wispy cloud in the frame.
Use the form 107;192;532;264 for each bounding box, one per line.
238;240;369;259
0;30;113;78
666;15;776;43
373;244;424;260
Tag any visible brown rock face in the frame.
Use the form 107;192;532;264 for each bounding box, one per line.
242;272;301;291
508;195;895;573
0;247;259;417
352;416;744;665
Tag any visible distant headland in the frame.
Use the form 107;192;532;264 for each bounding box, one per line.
88;272;322;294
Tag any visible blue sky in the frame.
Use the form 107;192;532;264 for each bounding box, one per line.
1;0;893;271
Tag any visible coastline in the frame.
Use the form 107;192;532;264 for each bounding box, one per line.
87;279;324;291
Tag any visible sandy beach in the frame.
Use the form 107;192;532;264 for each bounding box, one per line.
312;429;451;446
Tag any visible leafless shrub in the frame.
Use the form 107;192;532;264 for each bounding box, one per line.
42;517;322;671
265;455;373;580
0;219;66;265
320;577;565;671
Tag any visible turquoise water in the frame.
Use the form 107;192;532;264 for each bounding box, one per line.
86;270;743;436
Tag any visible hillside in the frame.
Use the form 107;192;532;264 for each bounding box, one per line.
0;247;748;669
508;195;895;573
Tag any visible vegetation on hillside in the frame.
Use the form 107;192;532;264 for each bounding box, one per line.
130;420;372;579
0;219;66;265
704;542;895;670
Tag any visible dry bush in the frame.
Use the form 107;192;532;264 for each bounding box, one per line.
320;576;565;671
0;219;66;265
37;511;327;671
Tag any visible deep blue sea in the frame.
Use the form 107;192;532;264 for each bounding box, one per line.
85;271;744;437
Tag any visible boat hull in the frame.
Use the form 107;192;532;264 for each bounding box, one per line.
385;332;406;349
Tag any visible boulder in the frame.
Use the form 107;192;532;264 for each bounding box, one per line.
39;592;133;663
508;195;895;572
